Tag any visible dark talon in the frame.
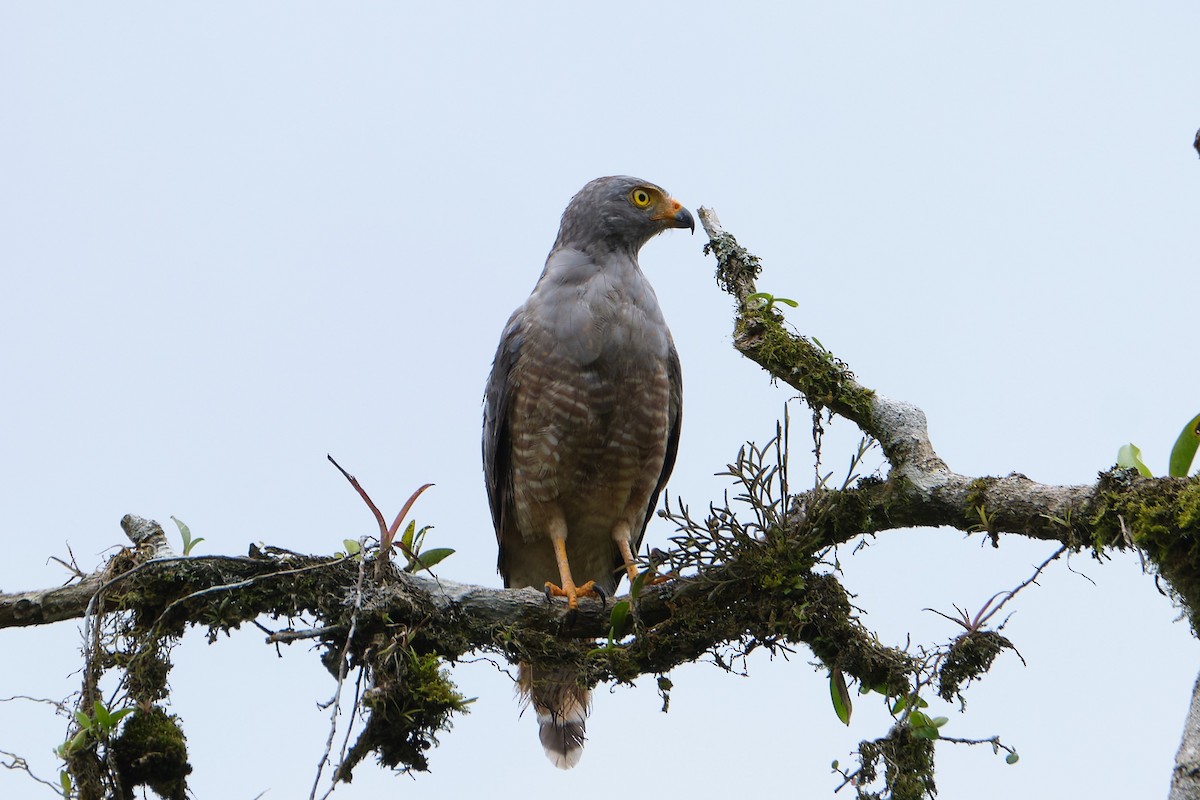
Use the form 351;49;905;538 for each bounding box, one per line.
593;585;609;608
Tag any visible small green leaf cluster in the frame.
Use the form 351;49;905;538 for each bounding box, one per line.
744;291;799;314
907;709;949;741
396;521;455;574
56;700;134;759
886;692;946;740
170;517;205;556
590;570;648;654
1118;412;1200;477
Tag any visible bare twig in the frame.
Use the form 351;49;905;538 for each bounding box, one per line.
310;539;369;800
1;748;62;795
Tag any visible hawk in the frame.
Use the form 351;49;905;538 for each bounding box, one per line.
482;176;692;768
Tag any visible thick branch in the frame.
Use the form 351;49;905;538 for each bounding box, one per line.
698;207;1200;629
4;215;1197;798
699;207;944;475
0;522;902;686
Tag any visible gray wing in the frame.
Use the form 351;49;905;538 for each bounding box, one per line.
624;339;683;570
482;310;522;584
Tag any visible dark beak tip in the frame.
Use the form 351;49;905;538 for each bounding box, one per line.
677;207;695;234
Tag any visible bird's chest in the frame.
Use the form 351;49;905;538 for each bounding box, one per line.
506;269;674;508
508;319;671;497
512;353;669;474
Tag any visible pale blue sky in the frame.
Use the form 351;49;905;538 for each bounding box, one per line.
2;4;1198;798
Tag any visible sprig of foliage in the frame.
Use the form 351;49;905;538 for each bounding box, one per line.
396;520;455;574
1118;412;1200;477
170;517;205;556
1169;413;1200;478
744;291;799;314
326;456;454;576
55;700;134;759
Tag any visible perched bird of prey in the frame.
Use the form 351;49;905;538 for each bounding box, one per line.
482;176;692;768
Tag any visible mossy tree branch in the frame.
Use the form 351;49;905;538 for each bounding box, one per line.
2;214;1197;799
698;206;1200;626
698;206;1200;798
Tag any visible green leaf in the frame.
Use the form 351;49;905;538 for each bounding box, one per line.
73;710;93;730
608;600;631;641
744;292;772;310
891;696;907;714
342;539;361;555
774;297;799;307
107;707;134;729
62;729;90;756
411;548;455;571
930;715;949;728
1169;413;1200;478
59;770;72;798
172;516;204;554
630;570;646;601
412;524;432;551
1117;443;1152;477
912;725;940;740
400;520;417;551
1005;752;1020;765
830;669;852;725
93;701;110;728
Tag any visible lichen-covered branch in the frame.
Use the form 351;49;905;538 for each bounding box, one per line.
697;207;1200;629
696;207;1199;798
3;214;1197;800
0;511;914;792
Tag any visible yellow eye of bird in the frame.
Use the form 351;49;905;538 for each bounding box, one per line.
630;188;652;208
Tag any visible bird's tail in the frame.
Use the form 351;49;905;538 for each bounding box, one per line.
518;662;589;769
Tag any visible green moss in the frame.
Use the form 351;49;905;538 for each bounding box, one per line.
937;630;1013;702
736;311;874;420
338;642;471;778
111;707;191;800
964;478;990;519
856;724;936;800
1090;471;1200;632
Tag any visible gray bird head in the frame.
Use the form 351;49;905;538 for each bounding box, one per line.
552;176;694;255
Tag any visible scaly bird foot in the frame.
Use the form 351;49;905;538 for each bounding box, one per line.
624;563;676;589
544;579;598;610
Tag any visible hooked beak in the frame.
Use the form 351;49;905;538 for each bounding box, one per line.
652;198;695;234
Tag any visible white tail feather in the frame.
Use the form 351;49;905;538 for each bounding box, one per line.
518;662;590;769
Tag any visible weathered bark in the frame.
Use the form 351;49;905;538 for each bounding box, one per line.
1172;670;1200;800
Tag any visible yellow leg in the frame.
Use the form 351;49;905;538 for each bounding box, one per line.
615;528;673;589
615;535;640;586
544;536;596;610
